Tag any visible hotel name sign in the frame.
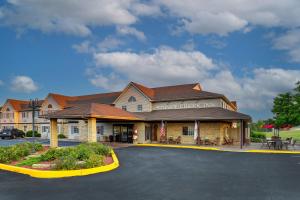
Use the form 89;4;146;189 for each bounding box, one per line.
154;102;216;110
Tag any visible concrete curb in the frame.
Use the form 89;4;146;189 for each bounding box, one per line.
245;149;300;154
0;150;119;179
135;144;300;154
135;144;220;151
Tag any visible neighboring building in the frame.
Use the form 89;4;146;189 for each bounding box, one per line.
0;99;44;132
0;82;251;146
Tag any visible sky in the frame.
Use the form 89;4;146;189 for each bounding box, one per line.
0;0;300;121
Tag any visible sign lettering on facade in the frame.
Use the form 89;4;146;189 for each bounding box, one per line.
154;102;216;110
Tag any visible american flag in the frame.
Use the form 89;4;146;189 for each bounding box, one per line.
160;121;165;137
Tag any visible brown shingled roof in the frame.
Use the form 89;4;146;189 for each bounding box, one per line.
129;82;236;109
134;107;251;121
48;92;121;108
6;99;29;111
48;93;75;108
2;99;44;112
46;103;141;120
131;82;155;99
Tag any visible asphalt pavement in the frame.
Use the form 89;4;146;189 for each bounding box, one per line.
0;147;299;200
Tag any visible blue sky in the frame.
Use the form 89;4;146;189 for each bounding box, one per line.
0;0;300;121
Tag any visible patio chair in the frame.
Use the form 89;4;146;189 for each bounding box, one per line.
282;138;292;150
290;139;297;150
168;137;176;144
244;138;251;146
274;140;283;150
175;136;181;144
223;136;234;145
211;137;220;146
261;138;269;149
196;136;203;145
160;136;167;144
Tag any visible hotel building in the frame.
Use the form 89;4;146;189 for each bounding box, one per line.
0;82;251;147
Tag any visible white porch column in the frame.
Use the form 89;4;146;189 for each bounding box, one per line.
50;118;58;148
87;118;97;143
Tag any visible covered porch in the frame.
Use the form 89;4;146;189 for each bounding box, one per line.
46;103;142;148
136;107;252;148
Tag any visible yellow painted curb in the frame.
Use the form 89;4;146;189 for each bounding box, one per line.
135;143;220;151
135;144;300;154
0;150;119;179
246;150;300;154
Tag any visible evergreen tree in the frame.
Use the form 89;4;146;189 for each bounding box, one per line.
272;92;294;127
272;81;300;127
293;81;300;125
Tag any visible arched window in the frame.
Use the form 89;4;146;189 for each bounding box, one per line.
128;96;136;102
48;104;53;109
6;108;10;112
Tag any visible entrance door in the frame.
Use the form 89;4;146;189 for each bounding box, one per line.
113;124;133;143
41;125;50;139
152;124;158;141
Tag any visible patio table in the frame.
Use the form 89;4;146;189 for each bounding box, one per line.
266;139;290;150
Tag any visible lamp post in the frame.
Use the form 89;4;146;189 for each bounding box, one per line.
29;98;39;141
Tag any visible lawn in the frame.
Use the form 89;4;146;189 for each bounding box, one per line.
254;130;300;140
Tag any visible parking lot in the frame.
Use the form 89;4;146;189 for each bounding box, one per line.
0;146;299;200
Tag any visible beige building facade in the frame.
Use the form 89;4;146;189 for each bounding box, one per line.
0;82;251;147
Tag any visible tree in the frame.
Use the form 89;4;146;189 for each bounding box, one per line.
272;81;300;127
292;81;300;125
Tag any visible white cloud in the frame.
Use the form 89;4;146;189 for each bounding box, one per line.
116;26;146;41
10;76;38;93
181;39;195;51
72;40;95;54
131;2;161;16
272;29;300;62
89;73;126;91
93;47;216;85
97;36;124;52
73;37;124;54
204;68;300;110
157;0;300;35
206;38;227;49
0;0;159;36
90;47;300;113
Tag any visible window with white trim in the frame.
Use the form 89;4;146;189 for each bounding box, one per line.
137;104;143;112
128;96;136;102
97;126;104;135
71;126;79;134
182;126;194;136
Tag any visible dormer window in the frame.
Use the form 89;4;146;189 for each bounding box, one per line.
48;104;53;109
128;96;136;102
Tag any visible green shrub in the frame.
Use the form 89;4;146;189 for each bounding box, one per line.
250;137;263;143
33;143;110;170
55;156;78;170
0;142;43;163
83;154;104;168
250;131;266;139
26;131;41;137
75;145;94;160
40;148;58;161
0;147;11;163
85;143;111;156
58;134;67;139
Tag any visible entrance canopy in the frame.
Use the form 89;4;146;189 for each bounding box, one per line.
45;103;141;121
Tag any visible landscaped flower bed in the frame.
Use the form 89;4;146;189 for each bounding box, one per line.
0;142;113;170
